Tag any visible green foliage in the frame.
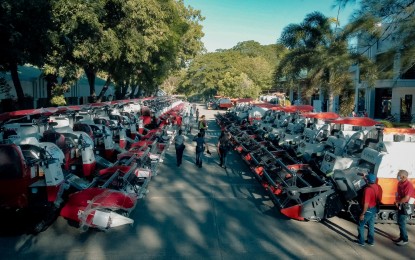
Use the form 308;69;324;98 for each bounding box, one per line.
160;70;186;95
275;11;374;111
392;122;412;128
1;0;204;102
378;120;394;128
345;0;415;81
177;41;284;99
0;0;53;101
50;95;66;106
339;88;355;116
0;73;12;98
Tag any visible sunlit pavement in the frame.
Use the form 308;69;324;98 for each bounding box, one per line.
0;104;414;260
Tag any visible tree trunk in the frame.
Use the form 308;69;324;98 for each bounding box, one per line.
84;65;96;96
44;74;57;106
134;85;141;98
123;81;130;99
114;80;124;100
96;76;112;102
9;62;25;103
328;91;335;112
130;85;137;99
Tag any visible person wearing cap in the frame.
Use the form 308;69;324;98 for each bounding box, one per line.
356;173;383;246
394;169;415;246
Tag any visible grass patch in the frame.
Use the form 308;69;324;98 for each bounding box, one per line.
378;120;412;128
393;122;412;128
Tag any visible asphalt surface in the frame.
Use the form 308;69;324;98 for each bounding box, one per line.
0;103;414;260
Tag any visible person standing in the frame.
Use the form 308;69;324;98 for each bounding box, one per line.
173;130;185;167
195;108;199;123
217;130;231;169
356;173;383;246
394;169;415;246
183;113;190;134
199;115;208;138
193;132;209;168
190;104;196;118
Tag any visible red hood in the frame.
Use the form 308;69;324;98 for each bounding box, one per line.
282;105;314;113
330;117;380;126
302;112;339;120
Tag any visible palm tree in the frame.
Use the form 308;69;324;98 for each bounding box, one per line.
275;11;373;113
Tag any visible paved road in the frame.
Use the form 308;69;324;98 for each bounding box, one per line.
0;103;414;260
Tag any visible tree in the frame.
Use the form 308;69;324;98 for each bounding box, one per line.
48;0;120;97
0;72;12;98
275;11;374;113
338;0;415;80
0;0;52;105
160;70;186;95
48;0;204;101
178;41;284;99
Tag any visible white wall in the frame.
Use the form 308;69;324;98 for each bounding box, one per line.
3;78;114;100
391;87;415;120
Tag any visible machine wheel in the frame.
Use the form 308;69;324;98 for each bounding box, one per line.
379;211;389;220
79;224;90;233
32;220;48;234
30;204;60;234
390;212;398;222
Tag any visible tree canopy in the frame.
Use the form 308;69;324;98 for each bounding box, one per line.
0;0;204;106
342;0;415;80
275;11;375;114
175;41;286;99
0;0;52;103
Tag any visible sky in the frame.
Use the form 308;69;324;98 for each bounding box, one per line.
183;0;357;52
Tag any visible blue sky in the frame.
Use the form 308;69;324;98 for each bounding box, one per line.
183;0;357;52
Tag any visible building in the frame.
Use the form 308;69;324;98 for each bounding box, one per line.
1;65;115;109
352;23;415;122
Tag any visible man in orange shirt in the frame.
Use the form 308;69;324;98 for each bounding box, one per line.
356;173;382;246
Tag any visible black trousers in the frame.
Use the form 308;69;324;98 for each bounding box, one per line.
199;129;205;137
175;146;185;165
219;148;228;166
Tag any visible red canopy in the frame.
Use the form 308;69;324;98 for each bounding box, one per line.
282;105;314;113
302;112;339;120
330;117;380;127
0;107;60;121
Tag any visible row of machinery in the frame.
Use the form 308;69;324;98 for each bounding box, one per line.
216;103;415;224
0;97;184;233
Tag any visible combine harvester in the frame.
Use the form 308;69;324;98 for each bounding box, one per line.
217;103;415;223
0;97;184;233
